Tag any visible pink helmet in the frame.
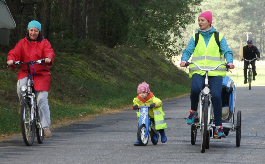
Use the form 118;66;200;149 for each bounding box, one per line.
137;81;150;94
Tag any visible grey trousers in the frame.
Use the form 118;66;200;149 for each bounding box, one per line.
17;77;51;128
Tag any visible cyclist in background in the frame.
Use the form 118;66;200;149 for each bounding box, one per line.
241;40;260;84
180;11;234;138
7;20;55;138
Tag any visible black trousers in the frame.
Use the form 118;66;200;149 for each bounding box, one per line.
244;60;256;80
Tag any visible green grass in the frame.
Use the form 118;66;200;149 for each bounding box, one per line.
0;46;191;135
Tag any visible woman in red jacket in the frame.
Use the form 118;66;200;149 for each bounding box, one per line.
7;20;55;138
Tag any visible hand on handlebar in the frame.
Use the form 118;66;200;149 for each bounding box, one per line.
7;60;14;66
150;103;157;108
44;58;52;64
227;63;235;69
180;61;187;67
133;105;139;110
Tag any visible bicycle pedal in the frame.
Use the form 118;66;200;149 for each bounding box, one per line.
214;136;221;139
194;118;199;123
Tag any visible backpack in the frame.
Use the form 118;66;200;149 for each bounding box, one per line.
221;76;235;107
194;32;221;53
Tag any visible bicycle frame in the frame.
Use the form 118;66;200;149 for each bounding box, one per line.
186;62;228;153
138;106;157;137
189;62;227;129
12;59;45;145
244;58;256;90
198;73;213;131
138;106;149;137
136;106;159;146
20;61;41;123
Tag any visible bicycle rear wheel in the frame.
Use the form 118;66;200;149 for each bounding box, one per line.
236;110;241;147
248;70;252;90
150;129;158;145
201;95;209;153
21;101;35;146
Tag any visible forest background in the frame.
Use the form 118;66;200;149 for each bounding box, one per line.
0;0;264;137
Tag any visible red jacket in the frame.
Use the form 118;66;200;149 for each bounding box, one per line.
7;37;55;91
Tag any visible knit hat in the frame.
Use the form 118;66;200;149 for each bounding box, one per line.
198;11;212;25
137;82;150;94
27;20;41;32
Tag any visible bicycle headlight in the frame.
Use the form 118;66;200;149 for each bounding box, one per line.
202;87;210;95
21;85;27;92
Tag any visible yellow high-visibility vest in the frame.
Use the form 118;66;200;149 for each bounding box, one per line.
189;33;226;78
133;96;167;130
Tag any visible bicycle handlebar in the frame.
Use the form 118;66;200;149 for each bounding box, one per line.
185;62;229;71
8;59;45;67
243;58;257;62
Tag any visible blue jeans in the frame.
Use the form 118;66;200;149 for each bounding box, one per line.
190;74;223;126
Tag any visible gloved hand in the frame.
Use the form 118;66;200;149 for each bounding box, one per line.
133;105;139;110
227;63;235;69
180;61;187;67
149;103;157;108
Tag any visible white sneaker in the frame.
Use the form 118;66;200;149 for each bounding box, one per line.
44;128;52;138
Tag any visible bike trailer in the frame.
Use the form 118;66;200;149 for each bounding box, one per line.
221;76;236;121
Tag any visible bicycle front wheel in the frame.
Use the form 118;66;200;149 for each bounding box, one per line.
248;70;252;90
137;124;148;146
201;95;209;153
36;106;44;144
21;102;35;146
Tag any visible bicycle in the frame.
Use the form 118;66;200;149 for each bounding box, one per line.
186;62;241;153
244;58;257;90
134;106;159;146
10;59;46;146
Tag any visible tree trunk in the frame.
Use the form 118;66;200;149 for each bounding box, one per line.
36;0;51;39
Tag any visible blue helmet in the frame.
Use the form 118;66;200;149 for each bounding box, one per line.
247;40;252;43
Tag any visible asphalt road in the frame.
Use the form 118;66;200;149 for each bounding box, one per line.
0;86;265;164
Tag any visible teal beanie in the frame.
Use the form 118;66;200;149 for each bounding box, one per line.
27;20;41;32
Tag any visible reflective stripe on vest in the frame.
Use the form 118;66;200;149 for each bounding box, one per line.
155;120;166;125
153;111;161;115
189;33;226;78
192;56;225;62
189;66;227;72
153;108;167;130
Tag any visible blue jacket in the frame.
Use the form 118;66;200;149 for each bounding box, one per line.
181;26;233;64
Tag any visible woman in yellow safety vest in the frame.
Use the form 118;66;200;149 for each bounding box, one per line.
180;11;235;138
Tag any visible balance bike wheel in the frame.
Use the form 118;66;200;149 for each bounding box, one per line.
137;124;149;146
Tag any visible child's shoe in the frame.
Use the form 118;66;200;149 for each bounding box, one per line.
134;135;141;146
187;110;198;125
133;139;140;146
160;132;167;143
153;132;159;142
214;126;226;138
